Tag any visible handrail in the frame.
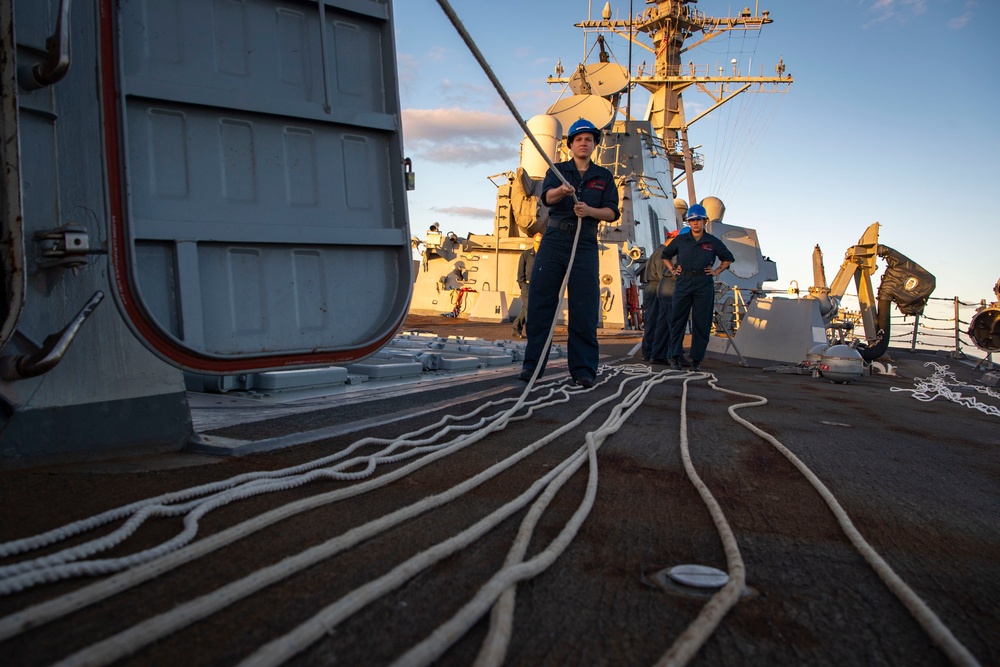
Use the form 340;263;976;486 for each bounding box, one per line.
0;291;104;380
18;0;73;91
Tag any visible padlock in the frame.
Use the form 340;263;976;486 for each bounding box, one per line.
404;157;415;191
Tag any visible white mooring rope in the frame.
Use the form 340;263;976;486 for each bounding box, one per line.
890;362;1000;418
710;376;981;667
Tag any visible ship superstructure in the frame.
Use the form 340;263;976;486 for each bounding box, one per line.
409;0;792;329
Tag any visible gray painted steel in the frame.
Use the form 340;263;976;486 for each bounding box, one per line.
118;0;411;358
1;0;194;466
0;0;409;466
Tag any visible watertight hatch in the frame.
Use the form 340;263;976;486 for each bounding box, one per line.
107;0;412;372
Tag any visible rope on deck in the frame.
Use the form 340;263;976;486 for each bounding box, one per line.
890;362;1000;418
712;377;982;667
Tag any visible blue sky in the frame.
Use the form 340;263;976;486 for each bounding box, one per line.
392;0;999;306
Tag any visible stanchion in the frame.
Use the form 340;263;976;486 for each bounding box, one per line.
712;310;748;368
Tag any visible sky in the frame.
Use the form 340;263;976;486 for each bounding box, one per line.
391;0;1000;308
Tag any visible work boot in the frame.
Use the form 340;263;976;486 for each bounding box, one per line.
518;366;536;382
691;361;702;372
573;374;596;389
669;357;682;371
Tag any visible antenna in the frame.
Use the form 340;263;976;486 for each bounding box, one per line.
627;0;633;120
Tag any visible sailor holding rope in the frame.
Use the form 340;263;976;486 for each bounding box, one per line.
519;118;620;388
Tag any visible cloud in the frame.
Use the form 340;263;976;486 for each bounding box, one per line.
403;108;519;141
402;108;522;166
430;206;495;220
426;46;450;63
948;11;973;29
862;0;928;27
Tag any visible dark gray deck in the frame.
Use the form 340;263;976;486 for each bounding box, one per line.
1;319;997;666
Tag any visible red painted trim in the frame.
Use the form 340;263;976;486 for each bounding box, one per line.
98;0;403;373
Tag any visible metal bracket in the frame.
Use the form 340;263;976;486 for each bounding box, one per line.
34;224;104;270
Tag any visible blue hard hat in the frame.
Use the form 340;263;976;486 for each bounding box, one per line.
685;203;708;221
567;118;601;143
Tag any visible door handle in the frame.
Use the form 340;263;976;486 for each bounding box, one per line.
18;0;73;91
1;290;103;380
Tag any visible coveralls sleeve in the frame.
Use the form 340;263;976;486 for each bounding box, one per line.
598;172;621;222
540;166;565;206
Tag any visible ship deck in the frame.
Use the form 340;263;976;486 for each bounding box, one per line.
1;316;998;666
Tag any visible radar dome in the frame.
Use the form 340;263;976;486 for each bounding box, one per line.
700;197;726;223
520;115;562;179
674;199;688;225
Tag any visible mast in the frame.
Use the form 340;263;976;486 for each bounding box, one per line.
553;1;792;204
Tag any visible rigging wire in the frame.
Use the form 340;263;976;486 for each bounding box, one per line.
704;26;785;205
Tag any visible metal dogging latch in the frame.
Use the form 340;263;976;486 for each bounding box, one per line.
0;291;104;381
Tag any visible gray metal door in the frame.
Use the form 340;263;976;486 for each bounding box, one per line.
110;0;411;371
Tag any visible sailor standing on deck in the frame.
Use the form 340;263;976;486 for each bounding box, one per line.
511;233;542;339
662;204;734;372
519;118;620;388
640;230;680;364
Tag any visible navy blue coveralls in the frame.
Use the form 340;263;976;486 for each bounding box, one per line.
663;231;735;363
523;160;619;380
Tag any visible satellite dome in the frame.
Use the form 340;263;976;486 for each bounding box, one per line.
673;199;688;226
700;196;726;223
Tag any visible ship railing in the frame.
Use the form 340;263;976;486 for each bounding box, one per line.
635;4;707;28
713;286;753;333
636;127;705;168
886;296;995;369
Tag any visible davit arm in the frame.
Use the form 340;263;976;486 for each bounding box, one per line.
826;222;882;343
819;222;936;361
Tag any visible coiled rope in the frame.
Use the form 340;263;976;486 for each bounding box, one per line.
889;362;1000;418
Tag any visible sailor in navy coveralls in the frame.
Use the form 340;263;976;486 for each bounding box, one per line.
661;204;734;372
520;119;620;387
